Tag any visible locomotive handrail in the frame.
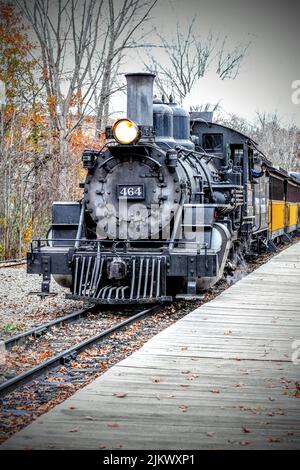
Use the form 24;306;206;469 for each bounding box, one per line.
31;238;208;245
30;238;208;248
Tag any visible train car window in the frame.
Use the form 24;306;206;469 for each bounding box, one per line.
270;176;285;200
287;183;300;202
203;134;223;153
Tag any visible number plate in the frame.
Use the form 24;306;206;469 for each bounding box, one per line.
117;184;145;200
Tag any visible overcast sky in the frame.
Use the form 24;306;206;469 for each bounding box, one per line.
115;0;300;126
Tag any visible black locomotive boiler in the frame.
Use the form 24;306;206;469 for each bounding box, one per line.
27;73;300;304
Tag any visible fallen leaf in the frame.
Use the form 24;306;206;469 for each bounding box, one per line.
38;403;51;412
186;373;199;381
107;422;120;428
242;426;251;434
69;427;79;433
210;389;220;394
267;437;281;443
181;370;191;374
179;405;189;412
239;441;250;446
113;392;127;398
206;432;215;437
40;350;52;360
151;376;161;383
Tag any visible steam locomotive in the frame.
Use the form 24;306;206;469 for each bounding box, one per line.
27;73;300;304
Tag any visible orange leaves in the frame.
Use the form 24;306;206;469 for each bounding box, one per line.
23;220;33;245
0;3;36;104
40;65;49;82
68;126;103;155
47;95;58;113
31;110;46;126
69;90;82;108
39;350;52;360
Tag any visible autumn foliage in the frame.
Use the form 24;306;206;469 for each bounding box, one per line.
0;3;36;104
0;3;101;259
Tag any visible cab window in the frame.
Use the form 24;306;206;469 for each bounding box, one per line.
202;134;223;153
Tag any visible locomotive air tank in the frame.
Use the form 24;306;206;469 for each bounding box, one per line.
168;98;195;151
153;97;176;149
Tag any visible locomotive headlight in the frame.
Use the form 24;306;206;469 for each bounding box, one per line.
112;119;140;145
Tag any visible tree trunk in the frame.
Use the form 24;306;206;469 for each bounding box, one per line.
58;115;70;199
95;35;114;139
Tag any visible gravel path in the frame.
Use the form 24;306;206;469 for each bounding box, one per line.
0;269;85;341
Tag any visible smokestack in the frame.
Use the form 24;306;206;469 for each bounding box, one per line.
125;73;155;127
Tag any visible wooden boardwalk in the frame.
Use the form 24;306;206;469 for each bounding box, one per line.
2;243;300;449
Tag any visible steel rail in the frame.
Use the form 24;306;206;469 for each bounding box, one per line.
0;258;26;268
0;305;162;397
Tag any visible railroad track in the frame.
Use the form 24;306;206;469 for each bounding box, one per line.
3;306;97;350
0;258;26;268
0;305;162;397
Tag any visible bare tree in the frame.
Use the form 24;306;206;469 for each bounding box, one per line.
253;112;299;171
190;101;221;114
93;0;158;136
16;0;158;194
16;0;105;197
216;37;248;80
145;18;249;104
216;112;252;135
